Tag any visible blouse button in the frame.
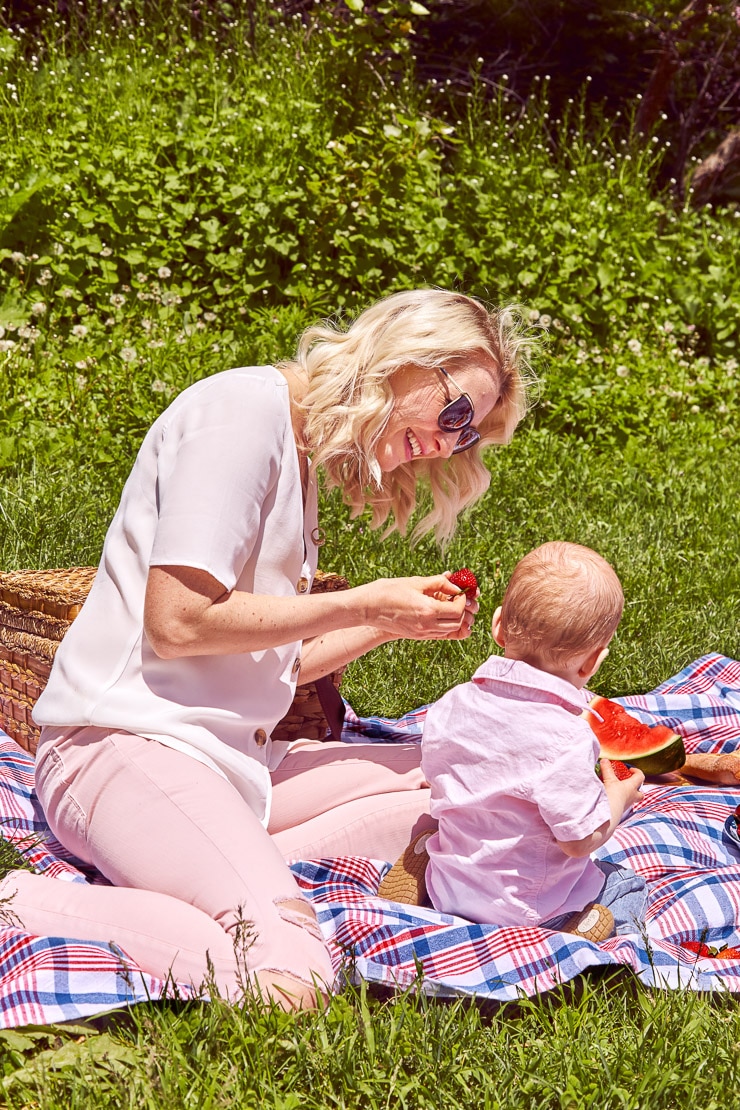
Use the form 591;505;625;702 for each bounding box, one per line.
254;728;267;747
296;576;309;594
292;656;301;675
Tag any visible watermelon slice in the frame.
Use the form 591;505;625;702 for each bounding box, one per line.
584;696;686;775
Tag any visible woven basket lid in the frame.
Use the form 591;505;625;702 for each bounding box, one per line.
0;567;97;621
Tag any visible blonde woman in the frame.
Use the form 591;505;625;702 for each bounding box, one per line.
5;289;535;1010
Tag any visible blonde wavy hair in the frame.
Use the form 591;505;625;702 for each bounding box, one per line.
280;288;539;544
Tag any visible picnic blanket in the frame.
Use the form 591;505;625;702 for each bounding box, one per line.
2;652;740;1026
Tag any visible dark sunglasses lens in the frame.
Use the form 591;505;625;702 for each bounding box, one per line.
438;394;474;431
452;428;481;454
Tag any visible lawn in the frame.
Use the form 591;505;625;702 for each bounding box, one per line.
0;1;739;1105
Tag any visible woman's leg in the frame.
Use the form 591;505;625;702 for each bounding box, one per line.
269;740;435;862
27;726;334;1008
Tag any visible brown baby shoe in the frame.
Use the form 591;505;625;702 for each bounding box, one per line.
377;831;433;906
560;902;615;943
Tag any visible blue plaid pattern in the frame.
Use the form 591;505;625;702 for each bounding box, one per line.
2;652;740;1024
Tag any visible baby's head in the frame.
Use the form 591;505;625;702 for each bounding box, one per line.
492;541;624;688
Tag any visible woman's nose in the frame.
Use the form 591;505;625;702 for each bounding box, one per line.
434;431;458;458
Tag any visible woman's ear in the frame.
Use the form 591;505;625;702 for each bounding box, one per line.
492;606;505;648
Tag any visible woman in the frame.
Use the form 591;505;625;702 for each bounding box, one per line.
3;289;534;1009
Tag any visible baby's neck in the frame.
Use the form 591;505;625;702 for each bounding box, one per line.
503;650;585;690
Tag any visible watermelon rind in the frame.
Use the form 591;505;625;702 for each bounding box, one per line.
604;735;686;776
585;697;686;775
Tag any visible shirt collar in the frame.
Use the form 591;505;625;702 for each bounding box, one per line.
471;654;590;716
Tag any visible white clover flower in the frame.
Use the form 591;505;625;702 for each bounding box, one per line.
0;339;16;352
10;251;26;265
109;293;126;308
627;338;642;355
147;338;165;349
120;346;137;362
690;404;700;413
72;324;88;338
725;359;738;374
104;316;115;326
18;325;39;340
36;269;52;286
75;360;89;371
58;286;75;299
528;309;540;322
718;403;728;414
141;318;153;332
100;246;113;257
53;242;65;255
136;272;148;283
75;373;88;387
203;311;217;322
663;321;674;333
30;301;47;316
157;266;171;279
539;314;552;328
615;365;630;378
151;378;168;392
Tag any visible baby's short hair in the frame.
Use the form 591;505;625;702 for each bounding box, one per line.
500;541;624;668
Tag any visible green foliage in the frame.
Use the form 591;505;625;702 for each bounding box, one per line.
3;977;740;1107
0;2;737;476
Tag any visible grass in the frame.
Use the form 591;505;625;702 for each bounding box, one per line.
1;1;739;1105
2;975;740;1108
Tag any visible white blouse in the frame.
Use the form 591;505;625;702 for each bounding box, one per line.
34;366;319;824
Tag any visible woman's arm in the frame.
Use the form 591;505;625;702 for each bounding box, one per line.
144;565;474;660
555;760;644;858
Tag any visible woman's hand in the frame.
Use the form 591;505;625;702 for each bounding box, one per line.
358;573;479;641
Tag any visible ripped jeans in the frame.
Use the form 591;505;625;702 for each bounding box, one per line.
2;725;430;1007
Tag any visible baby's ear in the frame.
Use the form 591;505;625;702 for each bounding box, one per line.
581;645;610;680
491;606;505;648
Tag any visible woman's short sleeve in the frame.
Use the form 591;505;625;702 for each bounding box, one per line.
149;371;289;592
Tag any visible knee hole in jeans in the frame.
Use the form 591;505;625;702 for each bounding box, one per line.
274;897;324;943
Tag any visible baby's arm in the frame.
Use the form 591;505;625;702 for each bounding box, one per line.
555;759;644;859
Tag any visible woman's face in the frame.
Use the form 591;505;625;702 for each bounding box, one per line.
375;355;501;473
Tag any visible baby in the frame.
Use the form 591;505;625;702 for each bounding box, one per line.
380;541;647;942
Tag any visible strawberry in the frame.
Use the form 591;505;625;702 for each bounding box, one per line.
681;940;715;957
449;568;478;599
595;759;634;781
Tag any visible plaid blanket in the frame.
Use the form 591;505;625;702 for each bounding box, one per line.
2;652;740;1026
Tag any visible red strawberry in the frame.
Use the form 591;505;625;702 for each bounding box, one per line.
596;759;634;781
681;940;715;957
449;568;478;599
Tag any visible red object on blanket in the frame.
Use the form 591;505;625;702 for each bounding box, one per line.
681;940;740;960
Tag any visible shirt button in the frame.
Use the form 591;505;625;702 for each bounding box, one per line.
296;576;309;594
254;728;267;747
292;656;301;675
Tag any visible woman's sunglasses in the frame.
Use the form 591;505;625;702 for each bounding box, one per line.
436;366;481;454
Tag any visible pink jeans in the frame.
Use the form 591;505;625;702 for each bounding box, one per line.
0;725;431;1005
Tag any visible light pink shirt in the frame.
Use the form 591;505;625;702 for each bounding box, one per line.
34;366;319;825
421;656;611;926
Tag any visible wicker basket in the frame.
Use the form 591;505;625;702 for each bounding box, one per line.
0;567;348;754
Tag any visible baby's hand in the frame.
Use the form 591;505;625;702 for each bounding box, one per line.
600;757;644;811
